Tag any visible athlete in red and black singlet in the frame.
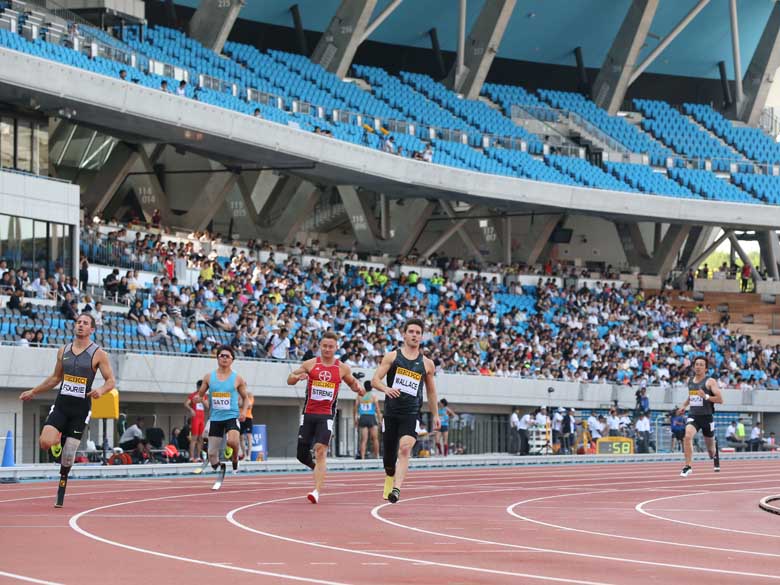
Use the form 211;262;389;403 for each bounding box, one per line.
303;357;342;417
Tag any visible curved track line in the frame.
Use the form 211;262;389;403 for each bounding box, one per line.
226;492;616;585
0;570;64;584
506;485;780;558
636;491;780;538
367;487;780;581
68;489;358;585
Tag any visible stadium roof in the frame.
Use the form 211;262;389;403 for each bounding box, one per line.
175;0;775;80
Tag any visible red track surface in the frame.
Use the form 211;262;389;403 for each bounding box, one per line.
1;460;779;584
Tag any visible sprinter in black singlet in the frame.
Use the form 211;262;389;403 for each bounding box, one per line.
371;318;439;503
676;356;723;477
19;314;115;507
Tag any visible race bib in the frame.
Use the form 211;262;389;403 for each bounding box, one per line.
688;389;704;407
359;402;373;412
392;367;422;396
212;392;232;410
61;374;87;398
195;402;204;411
311;380;336;401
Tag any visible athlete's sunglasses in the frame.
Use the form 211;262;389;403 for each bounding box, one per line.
218;353;233;359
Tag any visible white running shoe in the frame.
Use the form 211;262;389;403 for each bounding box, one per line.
307;489;319;504
680;465;692;478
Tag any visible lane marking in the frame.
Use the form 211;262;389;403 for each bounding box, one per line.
636;491;780;538
507;486;780;559
0;570;65;585
228;493;619;585
369;486;780;581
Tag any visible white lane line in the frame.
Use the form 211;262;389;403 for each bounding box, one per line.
227;493;619;585
506;486;780;559
0;570;65;585
369;487;780;581
636;491;780;538
69;488;359;585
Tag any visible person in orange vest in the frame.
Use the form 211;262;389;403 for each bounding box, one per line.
239;391;255;460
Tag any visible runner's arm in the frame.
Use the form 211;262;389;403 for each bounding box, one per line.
184;395;195;416
706;378;724;404
677;398;690;415
88;349;117;398
20;346;65;400
371;351;399;398
373;394;383;425
236;376;249;422
340;363;365;395
424;357;441;431
197;373;210;401
287;360;311;385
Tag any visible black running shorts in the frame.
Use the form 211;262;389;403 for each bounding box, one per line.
686;414;715;438
240;417;253;434
298;413;333;447
358;414;377;428
45;404;91;440
209;418;240;438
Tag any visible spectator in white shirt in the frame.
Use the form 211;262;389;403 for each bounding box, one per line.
635;413;651;453
518;411;532;455
509;408;520;454
267;327;290;360
725;420;745;451
607;409;621;437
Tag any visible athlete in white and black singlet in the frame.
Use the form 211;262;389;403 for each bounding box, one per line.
676;356;723;477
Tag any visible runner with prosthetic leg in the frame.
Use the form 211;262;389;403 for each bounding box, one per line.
197;346;249;490
19;314;115;507
677;355;723;477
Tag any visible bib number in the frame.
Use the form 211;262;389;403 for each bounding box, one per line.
688;389;704;407
212;392;232;410
311;381;336;401
61;374;87;398
392;367;422;397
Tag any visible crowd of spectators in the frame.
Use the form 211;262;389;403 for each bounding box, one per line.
4;219;780;390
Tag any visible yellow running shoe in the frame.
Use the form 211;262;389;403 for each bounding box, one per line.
383;475;394;500
224;446;234;459
50;444;62;459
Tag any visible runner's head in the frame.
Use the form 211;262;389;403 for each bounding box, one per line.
320;331;338;360
74;313;96;339
216;345;235;367
402;318;424;349
693;355;708;375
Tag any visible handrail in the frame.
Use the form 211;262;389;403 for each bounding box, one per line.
0;166;72;183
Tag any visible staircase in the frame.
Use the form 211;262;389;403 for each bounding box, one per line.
683;114;750;170
668;290;780;344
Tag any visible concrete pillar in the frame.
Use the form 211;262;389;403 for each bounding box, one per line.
739;1;780;125
311;0;377;79
592;0;659;114
338;185;381;251
446;0;516;100
84;142;140;217
188;0;245;53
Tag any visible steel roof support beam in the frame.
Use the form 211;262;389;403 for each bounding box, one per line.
180;170;238;231
188;0;245;53
729;0;745;112
447;0;516;100
615;222;689;275
359;0;402;44
628;0;709;86
525;214;562;266
739;1;780;125
439;200;484;264
728;231;763;282
267;181;321;244
593;0;658;114
84;142;140;218
311;0;377;79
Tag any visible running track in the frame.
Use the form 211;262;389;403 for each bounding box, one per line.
0;460;778;585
